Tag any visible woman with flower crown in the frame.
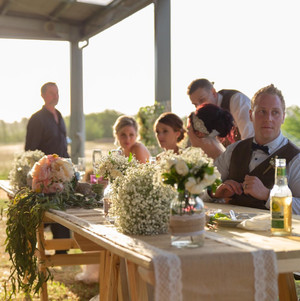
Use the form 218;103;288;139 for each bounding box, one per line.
188;103;235;159
113;115;151;163
154;112;186;155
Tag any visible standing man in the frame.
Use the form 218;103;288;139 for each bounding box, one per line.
25;82;69;158
25;82;70;253
187;78;254;140
191;84;300;214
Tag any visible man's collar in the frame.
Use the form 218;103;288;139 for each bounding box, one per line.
253;132;284;154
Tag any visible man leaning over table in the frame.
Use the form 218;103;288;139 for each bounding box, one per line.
188;84;300;214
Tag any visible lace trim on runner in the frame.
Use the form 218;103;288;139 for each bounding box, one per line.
206;232;278;301
252;249;278;301
152;249;182;301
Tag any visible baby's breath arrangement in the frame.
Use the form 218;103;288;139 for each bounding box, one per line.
109;164;176;235
95;151;138;182
8;150;45;190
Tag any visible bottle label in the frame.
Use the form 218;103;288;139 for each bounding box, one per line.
277;167;286;177
271;199;284;229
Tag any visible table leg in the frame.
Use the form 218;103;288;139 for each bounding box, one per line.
278;273;298;301
36;223;48;301
127;261;149;301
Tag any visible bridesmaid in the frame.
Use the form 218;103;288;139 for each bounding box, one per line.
113;115;150;163
154;112;186;154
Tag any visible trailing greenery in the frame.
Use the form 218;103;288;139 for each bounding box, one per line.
4;179;102;300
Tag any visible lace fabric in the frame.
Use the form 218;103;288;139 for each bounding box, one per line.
152;248;182;301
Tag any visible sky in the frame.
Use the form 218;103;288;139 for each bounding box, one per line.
1;0;300;123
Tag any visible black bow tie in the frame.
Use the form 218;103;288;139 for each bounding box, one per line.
251;142;269;154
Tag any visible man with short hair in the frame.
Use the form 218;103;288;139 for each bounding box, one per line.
187;78;254;140
25;82;70;253
25;82;69;158
200;84;300;214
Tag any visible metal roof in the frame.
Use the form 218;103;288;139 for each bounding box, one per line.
0;0;152;41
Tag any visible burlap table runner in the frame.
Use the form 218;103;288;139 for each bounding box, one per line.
50;209;278;301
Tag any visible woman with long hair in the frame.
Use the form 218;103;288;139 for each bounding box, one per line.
154;112;186;154
113;115;150;163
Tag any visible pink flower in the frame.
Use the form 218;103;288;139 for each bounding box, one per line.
30;154;74;194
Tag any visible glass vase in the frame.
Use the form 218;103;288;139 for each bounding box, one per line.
169;190;205;248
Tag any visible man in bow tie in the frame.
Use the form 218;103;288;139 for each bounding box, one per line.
189;84;300;214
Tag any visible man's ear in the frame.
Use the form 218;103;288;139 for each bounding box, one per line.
249;109;253;122
282;112;285;124
212;88;218;98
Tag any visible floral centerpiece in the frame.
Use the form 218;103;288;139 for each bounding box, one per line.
160;147;221;196
159;147;221;247
5;154;101;299
109;163;177;235
8;150;45;190
95;151;138;182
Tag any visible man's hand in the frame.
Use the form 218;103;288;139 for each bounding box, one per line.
242;175;270;200
214;180;243;199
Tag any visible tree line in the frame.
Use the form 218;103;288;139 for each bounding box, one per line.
1;105;300;146
0;110;123;144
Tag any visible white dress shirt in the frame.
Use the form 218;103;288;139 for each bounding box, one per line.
216;92;254;139
214;132;300;214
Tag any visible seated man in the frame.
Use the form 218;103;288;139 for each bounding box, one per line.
188;84;300;214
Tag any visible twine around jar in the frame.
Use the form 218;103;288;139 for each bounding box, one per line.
169;212;205;236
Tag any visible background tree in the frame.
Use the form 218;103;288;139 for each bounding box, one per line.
282;105;300;146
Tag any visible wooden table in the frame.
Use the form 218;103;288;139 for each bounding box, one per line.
1;180;300;301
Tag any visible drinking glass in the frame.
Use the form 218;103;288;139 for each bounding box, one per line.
92;149;102;176
77;157;86;180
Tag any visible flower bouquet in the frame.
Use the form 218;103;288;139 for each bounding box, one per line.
109;164;177;235
95;151;138;183
5;154;101;299
159;147;221;247
8;150;45;190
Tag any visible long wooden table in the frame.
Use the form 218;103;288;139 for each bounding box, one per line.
1;180;300;300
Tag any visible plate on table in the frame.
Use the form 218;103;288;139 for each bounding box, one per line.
211;212;259;228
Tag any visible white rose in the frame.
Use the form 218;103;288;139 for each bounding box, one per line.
185;177;205;194
166;158;177;170
175;159;189;176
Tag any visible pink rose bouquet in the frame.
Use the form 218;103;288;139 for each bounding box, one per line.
30;154;74;194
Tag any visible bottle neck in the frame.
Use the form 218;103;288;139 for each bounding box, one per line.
275;166;288;186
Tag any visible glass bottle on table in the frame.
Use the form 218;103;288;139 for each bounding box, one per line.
92;149;102;179
270;158;292;236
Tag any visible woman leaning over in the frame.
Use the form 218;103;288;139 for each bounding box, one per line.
113;115;150;163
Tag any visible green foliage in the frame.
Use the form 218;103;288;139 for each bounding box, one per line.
0;118;28;143
282;106;300;146
4;181;102;300
136;102;165;147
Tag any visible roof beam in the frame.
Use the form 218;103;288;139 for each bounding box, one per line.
0;15;79;41
80;0;152;40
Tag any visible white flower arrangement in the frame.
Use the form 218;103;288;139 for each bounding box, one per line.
95;152;138;182
9;150;45;190
159;147;221;194
109;164;177;235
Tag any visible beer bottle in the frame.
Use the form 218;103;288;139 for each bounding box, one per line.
270;158;292;236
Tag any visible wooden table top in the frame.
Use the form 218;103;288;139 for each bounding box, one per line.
44;202;300;274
